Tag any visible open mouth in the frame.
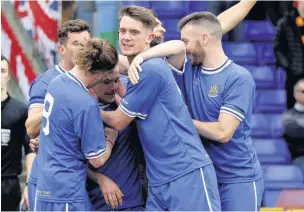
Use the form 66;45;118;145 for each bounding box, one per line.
122;43;133;49
105;92;115;97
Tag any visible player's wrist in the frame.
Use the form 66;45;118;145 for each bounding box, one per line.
106;139;115;147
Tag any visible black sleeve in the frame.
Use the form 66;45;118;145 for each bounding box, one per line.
283;111;304;144
274;17;290;71
21;108;33;155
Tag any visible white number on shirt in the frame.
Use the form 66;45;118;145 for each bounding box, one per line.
42;93;54;136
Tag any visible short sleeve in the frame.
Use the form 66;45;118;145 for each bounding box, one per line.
167;56;188;75
74;104;106;159
221;74;255;122
28;80;49;109
21;110;33;154
119;68;162;120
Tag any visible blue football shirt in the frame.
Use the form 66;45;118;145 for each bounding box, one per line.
36;72;106;202
174;58;262;183
87;103;143;210
28;63;67;185
119;58;212;186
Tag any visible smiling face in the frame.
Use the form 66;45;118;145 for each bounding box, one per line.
181;24;206;65
119;15;154;57
92;67;120;104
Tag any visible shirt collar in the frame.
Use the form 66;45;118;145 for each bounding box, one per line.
201;58;232;75
55;61;68;74
294;103;304;112
66;72;88;92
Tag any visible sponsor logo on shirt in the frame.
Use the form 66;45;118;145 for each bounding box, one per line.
1;129;11;146
36;189;52;197
208;84;220;98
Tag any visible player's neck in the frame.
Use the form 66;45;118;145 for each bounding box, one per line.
70;68;89;88
1;88;8;102
127;56;136;64
202;46;227;69
127;46;151;64
61;60;74;71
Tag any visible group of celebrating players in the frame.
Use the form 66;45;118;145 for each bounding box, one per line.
25;1;264;211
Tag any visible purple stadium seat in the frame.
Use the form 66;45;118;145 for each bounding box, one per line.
189;1;208;13
151;1;188;18
162;18;180;40
253;139;291;165
256;42;276;65
251;114;271;138
262;165;304;207
244;20;275;41
255;90;286;113
243;65;276;88
121;1;150;7
270;114;283;138
263;190;284;207
223;42;257;64
262;165;304;189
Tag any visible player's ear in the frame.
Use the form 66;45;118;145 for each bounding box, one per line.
200;33;209;46
58;44;65;55
146;32;155;45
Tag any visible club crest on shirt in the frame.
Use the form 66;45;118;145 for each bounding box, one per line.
1;129;11;146
208;84;220;98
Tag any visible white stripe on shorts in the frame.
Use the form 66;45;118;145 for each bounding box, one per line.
66;203;69;212
34;189;37;212
253;181;257;211
200;167;213;212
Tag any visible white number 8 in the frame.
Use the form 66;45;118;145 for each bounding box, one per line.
42;93;54;136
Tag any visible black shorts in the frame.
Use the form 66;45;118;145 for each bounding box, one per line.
1;178;21;211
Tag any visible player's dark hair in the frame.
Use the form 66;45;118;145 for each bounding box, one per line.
119;6;156;30
75;37;118;74
179;12;222;40
58;19;90;45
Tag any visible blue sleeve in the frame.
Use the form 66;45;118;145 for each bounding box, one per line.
119;67;162;119
221;74;255;122
28;80;48;109
120;75;129;87
167;56;188;75
74;104;106;159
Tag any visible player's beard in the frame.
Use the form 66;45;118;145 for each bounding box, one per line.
150;36;163;47
189;44;205;66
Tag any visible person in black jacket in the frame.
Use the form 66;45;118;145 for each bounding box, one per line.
283;79;304;175
274;1;304;109
1;56;35;211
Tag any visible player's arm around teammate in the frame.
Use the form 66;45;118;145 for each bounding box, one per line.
193;114;241;143
126;0;257;82
26;108;44;139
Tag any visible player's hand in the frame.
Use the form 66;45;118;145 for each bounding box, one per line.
20;185;29;210
128;54;143;85
97;174;124;208
104;127;118;146
29;136;39;153
114;94;122;106
116;79;126;98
